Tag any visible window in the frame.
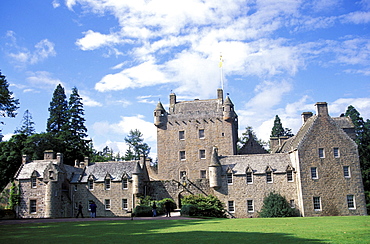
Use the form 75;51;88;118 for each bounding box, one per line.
74;185;77;191
88;179;94;190
290;199;295;208
49;171;54;179
30;200;37;214
227;173;233;184
343;166;351;178
200;170;206;179
347;195;355;209
333;148;340;158
228;201;235;212
199;129;205;139
105;199;111;210
313;197;321;211
199;150;206;159
266;172;273;183
246;172;253;184
31;177;37;188
318;148;325;158
247;200;254;212
122;178;128;189
180;171;187;180
179;131;185;140
105;179;111;190
311;167;318;179
122;199;128;210
180;151;186;160
287;170;293;182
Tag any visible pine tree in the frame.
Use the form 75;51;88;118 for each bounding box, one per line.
0;71;20;130
271;115;284;137
124;129;150;160
14;110;35;136
46;84;69;135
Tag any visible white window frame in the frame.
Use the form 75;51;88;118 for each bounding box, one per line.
227;173;233;185
30;199;37;214
122;199;128;210
88;179;94;190
122;178;128;189
246;172;253;184
247;200;254;212
180;151;186;160
311;167;318;179
266;171;273;183
199;149;206;159
333;147;340;158
347;195;356;209
313;196;321;211
287;170;293;182
199;129;205;139
31;177;37;188
105;199;111;210
105;179;111;190
343;166;351;178
179;130;185;140
319;148;325;158
200;170;206;179
228;201;235;212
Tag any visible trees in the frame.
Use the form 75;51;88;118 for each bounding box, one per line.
47;84;69;135
180;194;225;218
345;105;370;213
124;129;150;160
14;110;35;136
0;71;20;133
270;115;294;137
238;126;267;151
259;192;298;217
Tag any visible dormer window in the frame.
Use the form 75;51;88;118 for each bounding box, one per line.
122;178;128;189
88;178;94;190
31;177;37;188
105;179;111;190
266;166;273;183
227;172;233;185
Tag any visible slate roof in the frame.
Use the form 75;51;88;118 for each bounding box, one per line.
219;153;292;175
79;161;139;183
15;161;63;180
332;117;355;129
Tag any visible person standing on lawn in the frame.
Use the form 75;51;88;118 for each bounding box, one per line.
90;201;97;218
76;202;84;218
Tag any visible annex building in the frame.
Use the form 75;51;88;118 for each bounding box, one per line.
6;89;367;218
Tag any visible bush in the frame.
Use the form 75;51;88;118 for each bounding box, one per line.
133;205;152;217
180;195;225;218
259;192;298;218
156;198;176;215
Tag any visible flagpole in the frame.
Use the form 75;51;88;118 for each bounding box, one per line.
219;54;224;90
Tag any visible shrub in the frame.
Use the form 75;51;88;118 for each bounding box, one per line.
180;195;225;218
133;205;152;217
259;192;298;218
156;198;176;215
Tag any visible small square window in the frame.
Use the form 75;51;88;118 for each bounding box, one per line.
122;199;128;209
122;178;128;189
228;201;235;212
180;151;186;160
199;129;205;139
311;167;318;179
30;200;37;214
319;148;325;158
246;172;253;184
333;148;340;158
343;166;350;178
179;131;185;140
313;197;321;211
105;199;111;210
199;150;206;159
200;170;206;179
227;173;233;184
347;195;355;209
247;200;254;212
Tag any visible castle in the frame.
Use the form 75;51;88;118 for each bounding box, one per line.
6;89;367;218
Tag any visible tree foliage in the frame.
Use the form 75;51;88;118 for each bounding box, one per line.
180;194;225;218
14;110;35;136
259;192;298;218
345;105;370;213
47;84;69;135
270;115;294;137
238;126;267;151
124;129;150;160
0;71;20;132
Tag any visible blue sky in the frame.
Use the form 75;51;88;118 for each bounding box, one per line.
1;0;369;159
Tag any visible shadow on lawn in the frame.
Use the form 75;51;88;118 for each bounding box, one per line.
0;219;326;244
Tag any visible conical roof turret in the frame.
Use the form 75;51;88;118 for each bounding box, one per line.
132;161;142;175
155;101;165;111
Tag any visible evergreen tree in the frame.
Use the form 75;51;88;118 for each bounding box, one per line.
0;71;20;131
345;105;370;213
124;129;150;160
46;84;69;135
14;110;35;136
238;126;267;151
259;192;298;217
270;115;294;137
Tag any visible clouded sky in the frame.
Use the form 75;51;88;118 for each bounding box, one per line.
1;0;369;159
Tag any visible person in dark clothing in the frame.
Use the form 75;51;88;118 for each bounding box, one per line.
76;202;84;218
152;202;157;217
90;201;97;218
164;200;171;217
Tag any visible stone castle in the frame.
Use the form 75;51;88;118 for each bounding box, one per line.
6;89;367;218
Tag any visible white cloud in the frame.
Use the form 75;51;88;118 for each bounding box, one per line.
52;0;60;8
341;11;370;24
26;71;63;89
80;93;102;107
76;30;131;51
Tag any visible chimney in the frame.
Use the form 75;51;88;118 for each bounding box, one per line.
44;150;54;160
315;102;328;117
57;152;63;164
301;112;313;124
169;92;176;113
22;155;30;164
74;159;80;167
84;157;90;166
217;88;223;101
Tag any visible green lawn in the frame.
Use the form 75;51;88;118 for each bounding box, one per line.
0;216;369;243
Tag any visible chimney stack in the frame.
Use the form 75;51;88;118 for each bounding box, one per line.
301;112;313;124
315;102;328;117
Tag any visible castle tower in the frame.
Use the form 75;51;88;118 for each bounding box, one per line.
132;162;141;195
155;89;238;181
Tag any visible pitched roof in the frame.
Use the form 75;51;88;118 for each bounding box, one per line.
15;161;64;180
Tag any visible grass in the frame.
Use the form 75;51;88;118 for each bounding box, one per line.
0;216;369;243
